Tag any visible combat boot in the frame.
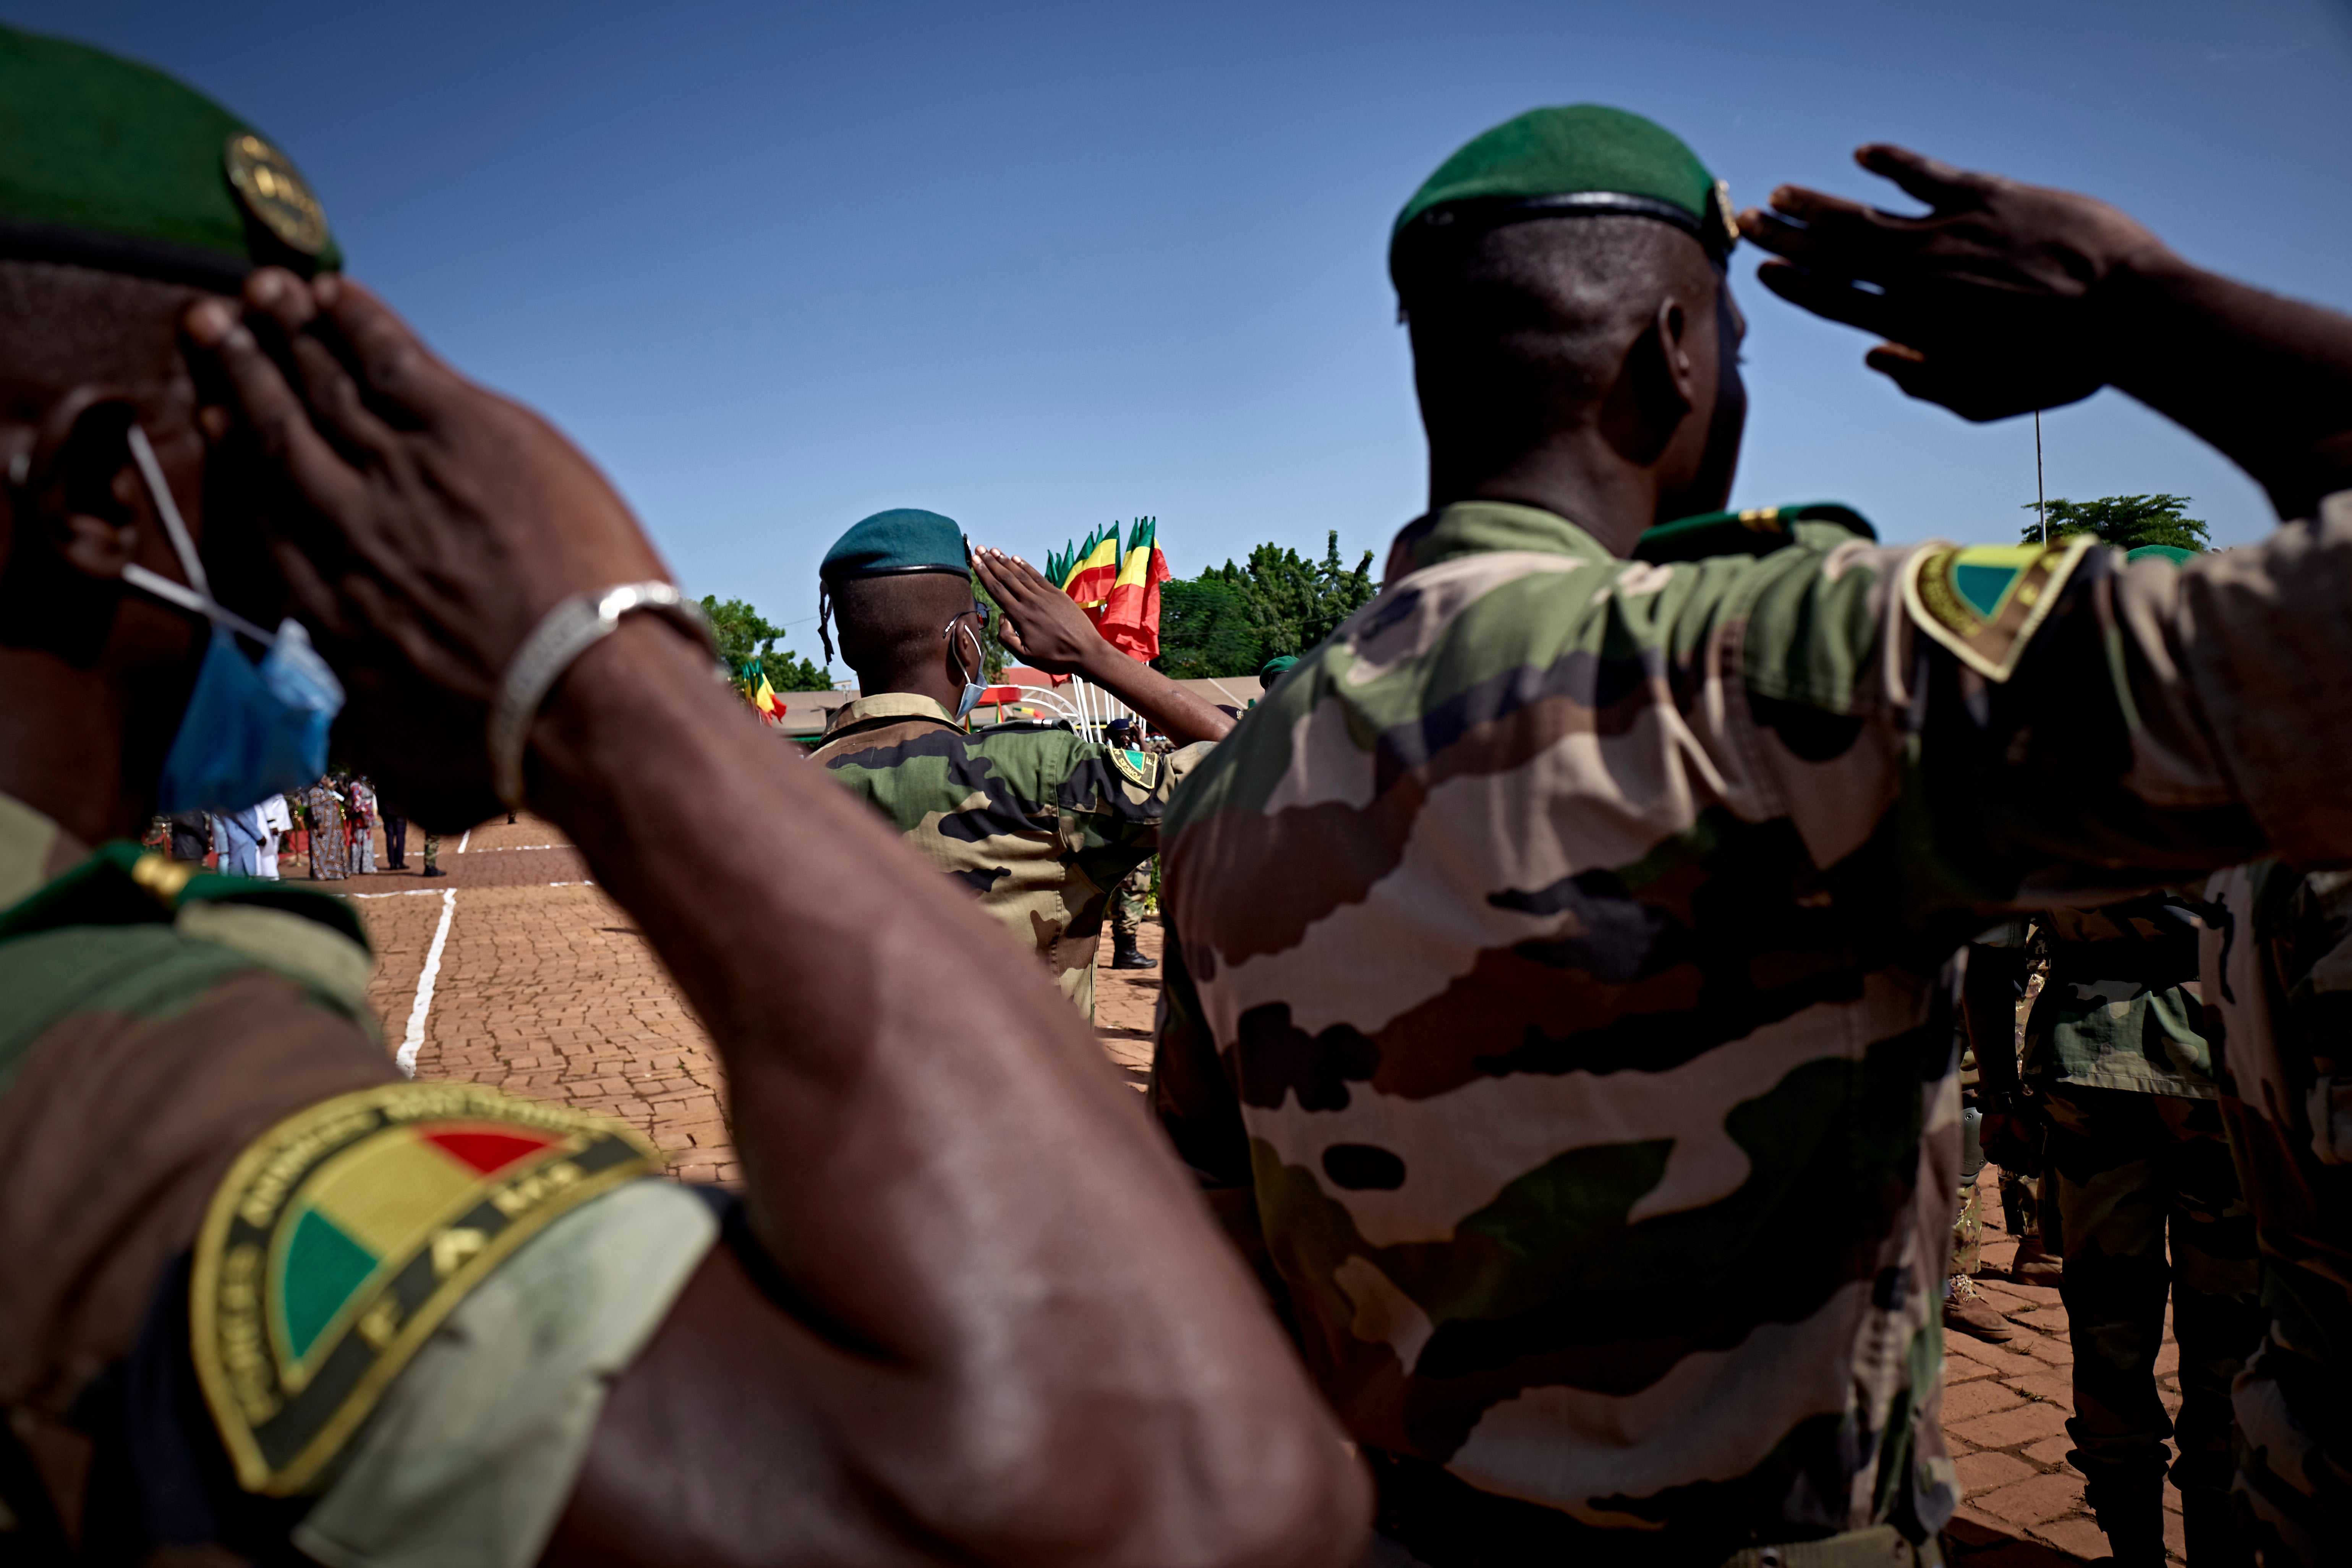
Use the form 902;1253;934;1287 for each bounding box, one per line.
1111;932;1157;970
2010;1233;2064;1283
2083;1474;2166;1567
1941;1275;2013;1343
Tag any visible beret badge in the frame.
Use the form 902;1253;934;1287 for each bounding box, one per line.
224;131;328;256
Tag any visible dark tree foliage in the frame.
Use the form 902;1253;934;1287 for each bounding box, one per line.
1153;530;1376;679
700;595;833;692
2018;494;2210;552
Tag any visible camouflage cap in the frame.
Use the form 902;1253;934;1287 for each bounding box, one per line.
820;509;970;583
0;24;341;291
1391;105;1735;281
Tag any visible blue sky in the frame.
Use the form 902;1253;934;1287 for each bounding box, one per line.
14;1;2351;668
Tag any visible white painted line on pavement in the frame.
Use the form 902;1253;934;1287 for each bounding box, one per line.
456;828;472;854
547;880;596;888
350;888;447;898
397;888;457;1078
461;843;570;852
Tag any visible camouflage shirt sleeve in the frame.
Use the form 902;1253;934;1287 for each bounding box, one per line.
1720;501;2352;924
1059;738;1208;889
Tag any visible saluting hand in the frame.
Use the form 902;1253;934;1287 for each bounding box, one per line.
183;270;672;828
1741;145;2167;422
971;546;1111;677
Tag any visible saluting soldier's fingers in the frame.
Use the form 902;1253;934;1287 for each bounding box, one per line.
183;297;362;510
975;548;1044;609
287;332;408;471
1751;262;1902;338
312;275;460;421
1854;144;1986;207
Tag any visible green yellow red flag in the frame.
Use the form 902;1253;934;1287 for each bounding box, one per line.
1061;524;1122;611
1098;516;1170;660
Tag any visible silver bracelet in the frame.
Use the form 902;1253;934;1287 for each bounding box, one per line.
487;581;719;810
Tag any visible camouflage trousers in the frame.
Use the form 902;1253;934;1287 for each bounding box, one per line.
2040;1084;2263;1515
1110;860;1152;941
2231;1337;2352;1566
422;832;440;873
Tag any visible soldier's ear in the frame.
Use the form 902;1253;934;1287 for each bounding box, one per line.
0;388;142;662
18;388;144;579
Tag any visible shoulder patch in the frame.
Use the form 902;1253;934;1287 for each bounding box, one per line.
1902;537;2092;681
1108;747;1160;790
191;1082;658;1495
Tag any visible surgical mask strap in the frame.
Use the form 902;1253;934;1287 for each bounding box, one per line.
117;423;275;646
126;425;209;597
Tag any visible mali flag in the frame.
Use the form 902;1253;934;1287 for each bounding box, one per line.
275;1119;575;1369
751;671;784;725
1097;516;1171;661
1060;524;1122;612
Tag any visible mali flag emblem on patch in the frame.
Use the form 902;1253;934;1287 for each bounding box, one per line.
191;1082;658;1494
1901;536;2093;681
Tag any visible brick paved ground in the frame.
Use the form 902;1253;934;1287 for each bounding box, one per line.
334;821;2197;1562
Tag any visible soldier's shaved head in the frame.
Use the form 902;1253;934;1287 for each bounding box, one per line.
0;259;203;409
829;569;981;695
1394;213;1746;556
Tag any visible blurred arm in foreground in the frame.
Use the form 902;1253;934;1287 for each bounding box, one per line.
187;272;1364;1568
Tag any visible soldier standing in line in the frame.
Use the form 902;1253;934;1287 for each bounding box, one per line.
1152;102;2352;1566
421;829;443;877
0;28;1363;1563
806;512;1227;1020
1103;718;1161;972
1986;891;2260;1563
2200;865;2352;1565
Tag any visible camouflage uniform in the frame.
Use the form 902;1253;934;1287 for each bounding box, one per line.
2021;896;2261;1557
0;791;716;1563
811;692;1202;1020
2201;862;2352;1565
1152;494;2352;1562
1111;860;1154;941
422;831;441;874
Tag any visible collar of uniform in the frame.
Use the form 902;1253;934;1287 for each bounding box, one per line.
822;690;964;737
0;791;91;912
1405;499;1615;573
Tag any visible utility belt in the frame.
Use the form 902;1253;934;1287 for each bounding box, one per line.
1366;1450;1945;1568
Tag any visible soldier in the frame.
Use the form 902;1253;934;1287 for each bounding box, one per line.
2200;866;2352;1564
807;515;1228;1020
1150;103;2352;1564
1101;718;1161;972
1994;892;2261;1563
420;829;444;877
0;27;1363;1564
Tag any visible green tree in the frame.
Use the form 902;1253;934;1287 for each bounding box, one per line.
700;595;833;692
2018;494;2210;552
1152;530;1377;678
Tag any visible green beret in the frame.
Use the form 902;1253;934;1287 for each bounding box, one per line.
820;509;970;582
1392;105;1735;281
1258;655;1298;683
0;24;340;291
2125;544;2196;565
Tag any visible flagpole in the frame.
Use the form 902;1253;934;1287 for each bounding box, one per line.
2035;410;2047;546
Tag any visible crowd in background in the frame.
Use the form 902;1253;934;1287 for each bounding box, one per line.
154;773;408;882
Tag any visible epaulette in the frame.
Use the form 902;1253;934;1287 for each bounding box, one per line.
192;1082;659;1494
1634;502;1877;564
0;842;366;950
971;717;1076;734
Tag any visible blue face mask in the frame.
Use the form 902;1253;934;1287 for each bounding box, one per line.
948;615;987;722
117;425;345;813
